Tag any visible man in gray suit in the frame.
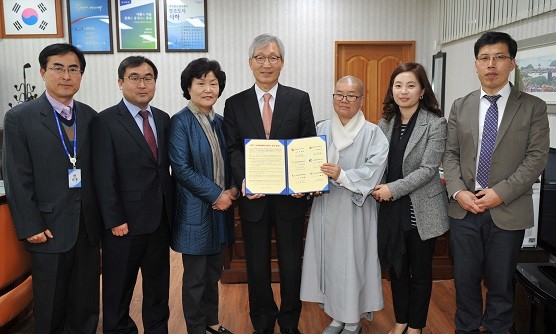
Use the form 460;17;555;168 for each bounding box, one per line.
443;32;550;334
3;43;101;333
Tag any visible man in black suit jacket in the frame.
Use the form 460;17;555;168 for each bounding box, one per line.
223;34;316;334
91;56;173;334
3;43;101;333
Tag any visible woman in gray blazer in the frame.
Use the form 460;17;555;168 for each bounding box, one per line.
371;62;449;334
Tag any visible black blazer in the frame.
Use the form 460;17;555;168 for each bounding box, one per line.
223;84;316;222
91;100;173;235
3;93;101;252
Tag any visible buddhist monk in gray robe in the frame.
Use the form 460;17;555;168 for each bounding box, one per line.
301;76;389;334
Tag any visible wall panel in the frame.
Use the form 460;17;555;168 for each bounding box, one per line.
0;0;436;123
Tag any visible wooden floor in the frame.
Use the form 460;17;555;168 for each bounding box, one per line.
8;251;459;333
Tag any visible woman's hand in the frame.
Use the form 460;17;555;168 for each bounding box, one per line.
371;184;393;202
212;192;234;211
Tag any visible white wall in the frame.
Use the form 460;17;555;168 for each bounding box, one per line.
440;10;556;146
0;0;438;124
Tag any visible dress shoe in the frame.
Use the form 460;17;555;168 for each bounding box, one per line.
253;330;273;334
206;325;233;334
323;322;344;334
340;324;360;334
281;329;301;334
387;323;408;334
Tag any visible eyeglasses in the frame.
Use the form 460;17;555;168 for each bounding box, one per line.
47;66;82;76
332;94;361;102
252;55;282;65
125;76;156;85
476;54;513;63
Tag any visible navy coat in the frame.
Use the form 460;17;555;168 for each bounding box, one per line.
168;106;235;255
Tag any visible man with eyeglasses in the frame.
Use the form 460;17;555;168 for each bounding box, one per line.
91;56;173;333
443;31;549;334
3;43;102;333
223;34;316;334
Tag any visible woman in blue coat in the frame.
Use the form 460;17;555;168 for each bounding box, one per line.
169;58;237;334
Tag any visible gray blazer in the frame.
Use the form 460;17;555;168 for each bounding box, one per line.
443;88;549;230
378;109;449;240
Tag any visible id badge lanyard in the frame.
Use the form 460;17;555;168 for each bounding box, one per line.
53;108;81;188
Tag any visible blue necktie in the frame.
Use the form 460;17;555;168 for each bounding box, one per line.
477;94;501;189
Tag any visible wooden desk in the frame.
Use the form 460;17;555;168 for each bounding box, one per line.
222;206;453;283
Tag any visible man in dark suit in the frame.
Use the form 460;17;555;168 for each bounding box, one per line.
3;43;101;333
91;56;173;334
443;32;550;334
223;34;316;334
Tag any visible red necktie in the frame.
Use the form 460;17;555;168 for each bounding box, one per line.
139;110;158;160
263;93;273;139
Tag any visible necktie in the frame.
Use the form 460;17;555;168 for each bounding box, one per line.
263;93;273;139
61;106;72;120
139;110;158;160
477;94;501;189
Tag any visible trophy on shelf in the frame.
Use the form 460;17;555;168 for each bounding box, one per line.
8;63;37;108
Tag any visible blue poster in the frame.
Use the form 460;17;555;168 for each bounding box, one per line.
165;0;207;51
68;0;112;53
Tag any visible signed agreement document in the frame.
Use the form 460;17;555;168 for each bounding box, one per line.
245;136;329;195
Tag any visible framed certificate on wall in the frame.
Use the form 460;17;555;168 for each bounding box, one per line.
1;0;63;38
164;0;208;52
67;0;113;53
116;0;160;52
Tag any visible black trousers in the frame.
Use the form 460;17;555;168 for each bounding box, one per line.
450;211;524;334
242;201;305;331
181;249;224;334
101;219;170;334
31;217;100;334
389;228;436;329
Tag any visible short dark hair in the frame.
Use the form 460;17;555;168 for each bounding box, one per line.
474;31;517;59
118;56;158;80
180;58;226;100
382;62;442;120
38;43;86;73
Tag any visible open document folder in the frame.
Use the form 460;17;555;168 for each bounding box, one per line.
245;136;330;195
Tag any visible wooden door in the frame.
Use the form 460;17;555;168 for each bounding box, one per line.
335;41;415;124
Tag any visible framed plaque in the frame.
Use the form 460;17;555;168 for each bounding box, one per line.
0;0;63;38
432;51;446;115
67;0;113;53
116;0;159;52
164;0;208;52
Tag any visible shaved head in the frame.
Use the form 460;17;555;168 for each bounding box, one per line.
336;75;364;95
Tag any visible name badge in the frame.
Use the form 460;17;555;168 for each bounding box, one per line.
68;169;82;188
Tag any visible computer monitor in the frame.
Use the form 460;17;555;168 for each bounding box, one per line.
537;147;556;282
